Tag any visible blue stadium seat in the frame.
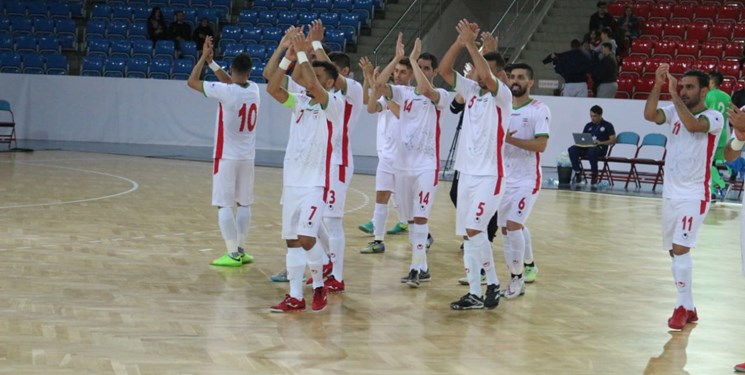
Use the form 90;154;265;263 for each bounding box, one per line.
262;26;283;44
319;12;339;27
241;26;262;43
297;11;317;26
154;40;175;61
180;40;197;62
10;17;33;35
170;0;190;9
339;12;359;29
14;35;36;53
182;9;198;27
111;5;132;22
210;0;231;20
104;57;127;77
0;33;12;52
325;28;345;51
45;53;67;74
110;39;131;58
250;61;266;82
67;0;84;17
160;7;174;22
37;36;60;54
221;25;242;43
0;18;10;34
108;20;130;40
54;19;76;49
150;0;169;8
338;25;356;44
128;22;148;40
171;58;191;80
274;0;292;10
90;4;112;21
257;11;277;26
87;38;110;58
196;8;219;28
81;56;104;76
334;0;354;11
33;18;56;36
149;57;172;79
351;8;370;27
131;39;152;59
237;9;258;26
132;6;150;22
277;11;297;28
222;42;244;58
48;2;71;19
107;0;127;6
245;43;265;59
314;0;333;12
22;53;45;74
4;1;25;17
252;0;272;11
125;56;149;78
128;0;148;6
0;51;21;73
85;19;108;40
294;0;313;10
26;2;48;18
191;0;211;9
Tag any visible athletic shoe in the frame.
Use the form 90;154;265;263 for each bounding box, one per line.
270;269;289;282
735;362;745;372
270;294;306;313
358;220;374;234
687;308;698;323
426;233;434;249
484;284;500;309
419;269;431;282
387;221;409;234
325;275;345;293
524;264;538;283
458;274;487;285
574;173;583;184
238;247;254;264
502;275;526;299
667;305;688;330
311;286;328;311
360;240;385;254
402;269;420;288
306;261;333;285
210;253;243;267
450;293;485;310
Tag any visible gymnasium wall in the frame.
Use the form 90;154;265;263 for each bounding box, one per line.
1;73;667;167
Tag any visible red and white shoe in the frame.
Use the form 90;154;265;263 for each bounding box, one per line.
325;275;345;293
306;261;334;285
667;306;688;330
311;286;328;311
270;294;306;313
734;362;745;372
687;308;698;323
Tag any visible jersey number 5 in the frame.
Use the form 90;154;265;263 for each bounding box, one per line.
238;103;258;132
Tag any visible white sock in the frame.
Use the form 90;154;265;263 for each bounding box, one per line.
218;207;238;255
236;206;251;251
463;239;483;297
324;217;345;281
474;232;499;287
316;220;332;269
410;223;428;271
372;203;388;241
306;241;325;289
287;247;306;300
392;194;405;224
523;226;534;264
672;252;694;310
503;229;525;275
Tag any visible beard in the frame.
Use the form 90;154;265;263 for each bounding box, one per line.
510;84;527;98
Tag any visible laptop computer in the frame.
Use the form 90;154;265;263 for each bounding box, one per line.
573;133;595;147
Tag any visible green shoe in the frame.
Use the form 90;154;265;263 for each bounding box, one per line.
360;240;385;254
210;253;243;267
524;264;538;283
358;220;374;234
270;269;289;282
237;247;253;264
386;221;408;234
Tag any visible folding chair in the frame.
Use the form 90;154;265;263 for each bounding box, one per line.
0;100;16;149
599;131;641;187
628;133;667;191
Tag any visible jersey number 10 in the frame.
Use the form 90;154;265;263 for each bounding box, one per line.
238;103;258;132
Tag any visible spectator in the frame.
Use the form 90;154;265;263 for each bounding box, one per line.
169;10;192;52
617;5;640;41
147;7;168;44
592;42;618;98
545;39;593;97
706;71;732;200
193;17;214;51
593;27;617;55
589;1;616;34
586;30;601;49
568;105;616;186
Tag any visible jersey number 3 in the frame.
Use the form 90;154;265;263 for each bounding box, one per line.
239;103;258;132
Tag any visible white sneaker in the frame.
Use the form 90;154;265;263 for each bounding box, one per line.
502;276;526;299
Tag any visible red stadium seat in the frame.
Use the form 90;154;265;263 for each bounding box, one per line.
677;40;699;59
724;41;744;59
649;3;672;21
693;57;718;72
629;38;655;57
608;2;627;17
718;4;742;22
653;39;677;58
694;4;719;23
642;21;665;39
632;76;657;99
700;40;724;61
616;74;635;99
669;57;694;75
710;22;734;41
686;22;711;42
735;80;745;93
633;2;651;19
621;55;646;77
662;21;687;40
733;23;745;40
718;59;741;80
671;4;695;22
722;78;735;95
644;56;671;76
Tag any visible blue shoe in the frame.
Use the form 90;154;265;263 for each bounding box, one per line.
386;221;408;234
358;220;374;234
426;233;434;249
270;269;289;282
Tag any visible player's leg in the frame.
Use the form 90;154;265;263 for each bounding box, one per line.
235;160;255;263
501;190;538;299
408;169;437;287
324;165;350;292
296;188;328;311
210;160;242;267
362;164;395;254
523;226;538;283
271;187;308;313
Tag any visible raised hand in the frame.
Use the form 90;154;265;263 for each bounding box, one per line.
203;36;214;61
285;43;297;61
280;26;299;49
456;19;479;46
729;103;745;132
373;66;380;81
654;63;669;87
359;56;374;78
309;19;324;42
480;31;497;52
395;32;405;60
665;71;678;96
409;37;422;61
291;32;309;56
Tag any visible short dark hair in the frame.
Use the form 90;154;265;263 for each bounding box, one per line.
397;57;413;71
597;1;606;7
508;62;534;79
231;53;252;75
733;89;745;108
591;105;603;115
417;52;439;70
175;10;184;15
483;51;506;71
312;60;339;81
601;42;613;50
328;52;351;70
683;70;710;89
601;27;612;36
708;71;724;87
571;39;581;49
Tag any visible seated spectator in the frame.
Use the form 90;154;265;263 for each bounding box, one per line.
169;10;192;51
193;18;214;51
589;1;615;34
568;105;616;186
617;5;640;41
592;42;618;98
147;7;168;44
586;30;601;49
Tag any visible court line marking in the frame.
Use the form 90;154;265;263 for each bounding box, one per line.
346;187;370;214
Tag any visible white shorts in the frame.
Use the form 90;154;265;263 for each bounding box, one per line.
497;187;539;227
375;156;396;192
280;186;326;240
455;174;502;235
211;159;254;207
661;198;709;251
325;164;352;218
394;169;438;221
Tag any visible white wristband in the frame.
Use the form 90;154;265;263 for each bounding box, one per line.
279;57;292;71
297;51;309;64
312;41;323;51
731;137;745;151
208;61;221;72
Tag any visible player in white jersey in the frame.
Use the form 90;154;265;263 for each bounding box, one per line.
266;31;344;313
186;36;260;267
375;34;450;288
439;19;512;309
496;62;551;299
643;65;724;330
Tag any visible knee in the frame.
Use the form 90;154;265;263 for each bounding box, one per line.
466;228;481;238
505;220;523;232
413;217;428;225
298;235;316;250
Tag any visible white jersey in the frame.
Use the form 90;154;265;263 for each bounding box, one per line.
376;96;398;158
332;77;363;167
659;105;723;200
452;72;512;177
505;98;551;191
389;84;450;172
287;76;305;95
283;91;344;188
203;81;261;161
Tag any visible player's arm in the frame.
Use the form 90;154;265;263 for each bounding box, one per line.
438;26;464;88
643;64;668;125
726;104;745;162
480;31;497;54
409;38;440;104
375;32;405;99
187;39;210;93
387;99;401;118
264;26;297;82
293;35;329;107
667;72;710;133
266;43;297;104
360;56;375;106
506;132;548;152
459;19;498;94
367;81;385;114
450;94;465;114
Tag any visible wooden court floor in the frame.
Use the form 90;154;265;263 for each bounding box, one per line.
1;150;744;375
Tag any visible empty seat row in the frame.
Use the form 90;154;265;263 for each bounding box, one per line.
640;20;745;41
102;0;230;11
610;2;742;23
621;55;745;81
85;20;152;41
0;34;63;53
218;25;347;51
0;51;67;74
1;0;83;18
252;0;375;13
237;9;365;29
1;17;76;41
617;74;745;100
87;39;196;62
90;4;225;24
628;38;743;61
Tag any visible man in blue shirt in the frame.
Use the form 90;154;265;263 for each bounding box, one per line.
568;105;616;186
